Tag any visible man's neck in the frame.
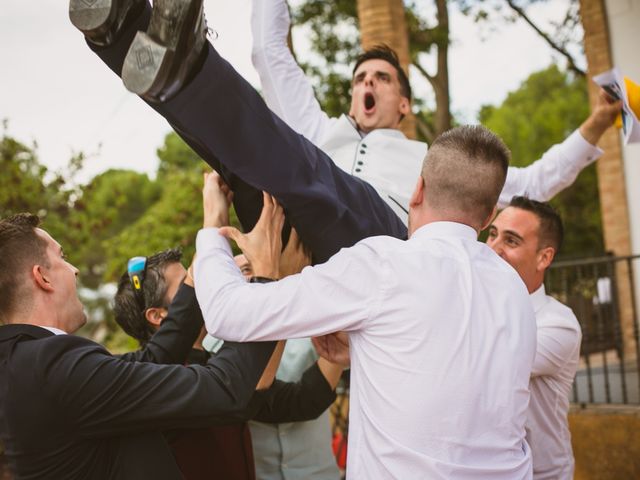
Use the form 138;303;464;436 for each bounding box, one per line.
527;279;545;295
6;319;69;333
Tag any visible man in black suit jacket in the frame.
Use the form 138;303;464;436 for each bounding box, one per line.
0;212;283;480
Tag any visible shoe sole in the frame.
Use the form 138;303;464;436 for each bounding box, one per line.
122;31;170;98
69;0;141;46
122;0;204;101
69;0;114;33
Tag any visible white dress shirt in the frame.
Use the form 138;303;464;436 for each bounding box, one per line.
251;0;603;224
196;221;537;479
527;285;581;480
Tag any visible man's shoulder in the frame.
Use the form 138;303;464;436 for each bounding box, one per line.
354;234;406;255
538;294;581;331
1;326;110;368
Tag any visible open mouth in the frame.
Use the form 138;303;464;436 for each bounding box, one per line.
364;92;376;112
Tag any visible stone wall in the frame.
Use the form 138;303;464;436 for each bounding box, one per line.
570;404;640;479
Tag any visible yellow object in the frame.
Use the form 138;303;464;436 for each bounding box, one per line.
616;76;640;129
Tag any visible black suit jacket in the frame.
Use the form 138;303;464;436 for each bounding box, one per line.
0;285;275;480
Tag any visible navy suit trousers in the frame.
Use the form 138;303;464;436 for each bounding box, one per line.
90;1;407;263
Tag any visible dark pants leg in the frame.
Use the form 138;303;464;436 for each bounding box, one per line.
88;2;407;263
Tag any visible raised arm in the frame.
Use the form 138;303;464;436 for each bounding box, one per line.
252;359;342;423
251;0;336;144
499;88;622;207
46;337;277;438
195;226;376;341
195;178;377;341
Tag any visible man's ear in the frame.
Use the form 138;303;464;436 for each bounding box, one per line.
32;265;54;292
480;205;498;232
536;246;556;273
398;97;410;117
145;307;167;328
409;176;425;209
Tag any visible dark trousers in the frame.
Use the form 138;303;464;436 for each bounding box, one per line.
90;1;407;263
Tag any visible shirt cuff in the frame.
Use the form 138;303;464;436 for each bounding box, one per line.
564;129;604;166
196;227;232;255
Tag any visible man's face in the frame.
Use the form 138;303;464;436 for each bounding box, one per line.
349;59;410;133
234;254;253;280
486;207;549;293
36;228;86;332
162;262;187;305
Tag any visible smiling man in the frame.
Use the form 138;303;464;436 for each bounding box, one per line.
487;196;581;480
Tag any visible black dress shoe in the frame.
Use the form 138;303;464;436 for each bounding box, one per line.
69;0;143;47
121;0;207;102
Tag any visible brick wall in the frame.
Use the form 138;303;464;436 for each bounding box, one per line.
580;0;636;357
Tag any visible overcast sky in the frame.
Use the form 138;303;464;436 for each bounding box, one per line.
1;0;577;183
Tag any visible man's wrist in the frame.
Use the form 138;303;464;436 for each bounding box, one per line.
250;265;279;280
579;115;608;146
203;212;229;228
249;276;276;284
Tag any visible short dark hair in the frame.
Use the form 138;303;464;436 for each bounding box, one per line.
0;213;49;323
423;125;511;226
353;44;412;101
113;248;183;346
509;196;564;253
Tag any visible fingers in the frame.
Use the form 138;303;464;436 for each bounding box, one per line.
289;227;300;246
219;226;243;245
257;191;285;231
600;87;616;104
311;336;329;358
598;88;623;111
203;171;231;193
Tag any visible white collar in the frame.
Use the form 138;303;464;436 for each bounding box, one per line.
341;114;408;141
529;284;548;313
411;221;478;242
41;326;68;336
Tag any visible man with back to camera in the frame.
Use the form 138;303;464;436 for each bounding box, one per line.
487;196;581;480
194;126;538;479
0;212;286;480
69;0;620;264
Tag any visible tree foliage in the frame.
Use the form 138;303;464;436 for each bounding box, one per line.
0;126;237;351
480;65;603;256
293;0;453;141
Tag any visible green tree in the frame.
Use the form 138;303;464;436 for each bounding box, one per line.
1;124;57;218
156;131;204;178
68;169;161;288
0;122;81;253
102;132;241;282
293;0;451;141
479;65;603;256
292;0;586;142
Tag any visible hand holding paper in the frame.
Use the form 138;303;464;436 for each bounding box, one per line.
593;68;640;144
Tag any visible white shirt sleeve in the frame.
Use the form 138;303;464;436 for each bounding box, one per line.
498;130;603;208
194;228;380;342
251;0;336;145
531;323;581;378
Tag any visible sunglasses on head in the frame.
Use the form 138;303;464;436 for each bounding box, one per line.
127;256;148;311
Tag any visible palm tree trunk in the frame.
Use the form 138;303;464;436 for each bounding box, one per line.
356;0;416;139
